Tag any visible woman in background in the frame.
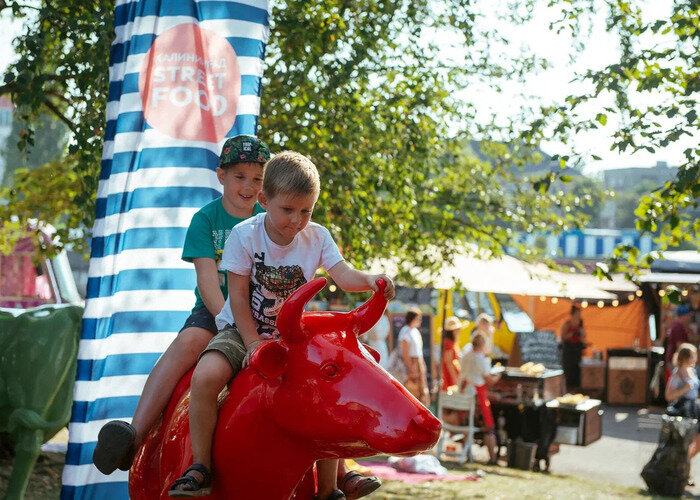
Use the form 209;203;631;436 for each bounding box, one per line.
395;308;430;406
366;309;392;369
442;316;466;391
473;313;495;357
560;305;586;390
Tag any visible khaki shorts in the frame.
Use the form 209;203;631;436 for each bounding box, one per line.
200;323;247;376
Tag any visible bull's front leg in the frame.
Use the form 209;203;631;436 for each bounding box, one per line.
2;428;43;500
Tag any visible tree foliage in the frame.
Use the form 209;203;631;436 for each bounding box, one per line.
518;0;699;277
1;114;69;185
0;0;696;281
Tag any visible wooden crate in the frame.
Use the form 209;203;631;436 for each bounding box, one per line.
581;363;605;390
607;368;647;404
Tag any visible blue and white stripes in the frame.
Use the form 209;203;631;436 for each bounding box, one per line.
61;1;269;497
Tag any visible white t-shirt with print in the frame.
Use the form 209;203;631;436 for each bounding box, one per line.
215;212;345;332
398;325;423;358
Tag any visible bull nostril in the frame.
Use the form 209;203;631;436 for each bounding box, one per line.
410;412;442;435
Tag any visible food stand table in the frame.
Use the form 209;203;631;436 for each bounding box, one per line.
489;368;565;471
547;398;603;446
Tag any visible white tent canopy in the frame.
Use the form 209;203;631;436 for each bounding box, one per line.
372;247;636;300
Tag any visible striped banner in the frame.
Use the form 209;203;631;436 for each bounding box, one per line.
61;1;269;498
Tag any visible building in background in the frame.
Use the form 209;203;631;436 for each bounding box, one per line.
514;229;656;261
602;162;678;192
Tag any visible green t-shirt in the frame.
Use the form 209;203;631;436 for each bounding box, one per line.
182;198;265;312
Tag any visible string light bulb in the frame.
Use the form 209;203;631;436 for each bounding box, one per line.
329;285;337;292
682;290;689;297
581;301;588;309
551;297;559;304
659;289;666;297
539;296;546;302
627;294;635;301
612;300;619;307
635;290;643;297
597;301;604;308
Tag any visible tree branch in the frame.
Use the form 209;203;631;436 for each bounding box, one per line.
42;98;76;132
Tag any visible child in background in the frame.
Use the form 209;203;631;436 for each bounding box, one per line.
169;151;394;499
665;343;700;460
459;332;501;464
93;135;269;475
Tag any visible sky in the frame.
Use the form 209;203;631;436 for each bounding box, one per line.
0;1;692;174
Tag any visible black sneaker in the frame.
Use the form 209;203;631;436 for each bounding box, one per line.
92;420;137;474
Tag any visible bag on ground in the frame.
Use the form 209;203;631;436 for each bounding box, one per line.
641;415;696;497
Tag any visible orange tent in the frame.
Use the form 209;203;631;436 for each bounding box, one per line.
511;295;650;355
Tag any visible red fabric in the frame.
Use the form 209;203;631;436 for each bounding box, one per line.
665;321;690;365
475;384;494;428
441;338;460;391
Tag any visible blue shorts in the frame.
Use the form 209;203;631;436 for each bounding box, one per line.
179;306;217;335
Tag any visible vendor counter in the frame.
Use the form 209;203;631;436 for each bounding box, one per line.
490;367;566;403
486;366;601;470
579;347;664;405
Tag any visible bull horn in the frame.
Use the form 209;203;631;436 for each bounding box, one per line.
277;277;327;343
350;278;388;337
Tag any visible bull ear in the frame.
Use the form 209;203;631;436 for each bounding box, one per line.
277;277;327;343
250;341;288;380
362;343;381;364
350;278;388;337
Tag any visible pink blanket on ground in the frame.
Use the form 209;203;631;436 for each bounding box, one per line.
356;462;480;484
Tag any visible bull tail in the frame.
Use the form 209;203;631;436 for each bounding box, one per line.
7;408;68;435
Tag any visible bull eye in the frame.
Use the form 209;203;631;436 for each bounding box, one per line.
321;363;338;378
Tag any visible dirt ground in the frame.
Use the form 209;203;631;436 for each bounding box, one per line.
0;451;64;500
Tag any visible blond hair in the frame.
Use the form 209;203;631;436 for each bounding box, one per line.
472;332;486;349
673;343;697;367
263;151;320;199
477;313;493;325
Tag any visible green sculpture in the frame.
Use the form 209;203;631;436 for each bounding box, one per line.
0;305;82;499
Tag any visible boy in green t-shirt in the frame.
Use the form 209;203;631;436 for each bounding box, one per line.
93;135;270;475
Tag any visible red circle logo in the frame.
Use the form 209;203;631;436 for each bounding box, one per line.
139;23;241;143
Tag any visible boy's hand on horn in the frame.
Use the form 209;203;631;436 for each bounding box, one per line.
370;274;395;300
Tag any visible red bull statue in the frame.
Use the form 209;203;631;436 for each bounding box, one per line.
129;277;441;499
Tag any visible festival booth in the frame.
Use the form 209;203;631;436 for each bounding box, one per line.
638;251;699;341
374;247;645;468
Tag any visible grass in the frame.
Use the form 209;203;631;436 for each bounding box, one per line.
0;452;685;499
372;463;648;499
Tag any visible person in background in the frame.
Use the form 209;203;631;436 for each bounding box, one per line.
473;313;495;356
560;305;586;391
366;309;392;369
665;343;700;461
663;305;693;381
459;332;501;464
442;316;466;391
397;307;430;406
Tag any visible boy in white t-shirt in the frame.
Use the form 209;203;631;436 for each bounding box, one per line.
169;151;395;499
459;332;501;464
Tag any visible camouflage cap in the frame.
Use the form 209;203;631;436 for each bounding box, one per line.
219;135;270;167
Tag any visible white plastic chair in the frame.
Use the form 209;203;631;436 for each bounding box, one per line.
436;386;477;464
